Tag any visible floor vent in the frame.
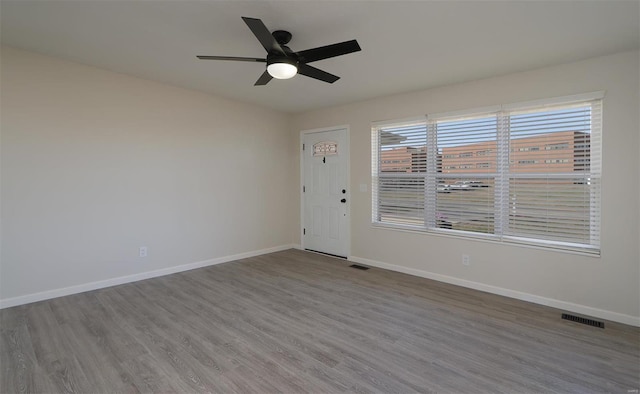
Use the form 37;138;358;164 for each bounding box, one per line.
562;313;605;329
350;264;370;271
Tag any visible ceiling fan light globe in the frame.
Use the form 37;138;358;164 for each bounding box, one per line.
267;62;297;79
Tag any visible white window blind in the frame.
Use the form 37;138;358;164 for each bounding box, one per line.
372;120;427;227
372;93;602;254
429;112;498;235
505;101;601;249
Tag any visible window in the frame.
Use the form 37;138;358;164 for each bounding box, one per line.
431;112;498;234
372;120;427;226
545;143;569;150
372;92;602;254
517;146;540;152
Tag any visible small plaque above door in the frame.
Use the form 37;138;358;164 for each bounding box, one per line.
313;141;338;156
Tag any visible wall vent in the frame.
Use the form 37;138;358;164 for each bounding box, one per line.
350;264;370;270
561;313;604;329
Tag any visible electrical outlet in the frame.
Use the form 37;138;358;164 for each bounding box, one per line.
462;254;470;266
139;247;148;258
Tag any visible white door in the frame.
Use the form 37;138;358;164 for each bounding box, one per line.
302;128;349;257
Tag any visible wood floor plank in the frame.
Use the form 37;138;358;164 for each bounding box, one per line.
1;249;638;393
1;324;42;393
120;354;180;393
23;303;92;393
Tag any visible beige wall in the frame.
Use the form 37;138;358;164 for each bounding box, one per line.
291;50;640;323
1;46;294;301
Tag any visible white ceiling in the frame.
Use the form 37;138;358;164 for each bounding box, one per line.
2;1;638;113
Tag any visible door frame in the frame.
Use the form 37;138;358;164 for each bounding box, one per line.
300;125;351;258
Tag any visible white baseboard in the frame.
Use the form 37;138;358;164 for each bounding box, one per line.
349;255;640;327
0;244;296;309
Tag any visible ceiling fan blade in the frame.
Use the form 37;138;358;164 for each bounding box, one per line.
297;63;340;83
197;56;266;62
241;17;285;55
254;70;273;86
296;40;361;63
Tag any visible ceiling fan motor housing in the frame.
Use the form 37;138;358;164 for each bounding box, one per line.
267;53;298;67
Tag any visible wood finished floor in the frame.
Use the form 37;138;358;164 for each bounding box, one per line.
1;249;639;393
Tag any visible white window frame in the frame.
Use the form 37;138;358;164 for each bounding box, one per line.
371;92;604;255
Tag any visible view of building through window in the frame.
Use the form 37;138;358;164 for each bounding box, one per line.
381;131;589;175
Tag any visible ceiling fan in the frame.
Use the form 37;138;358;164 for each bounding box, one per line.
197;17;361;86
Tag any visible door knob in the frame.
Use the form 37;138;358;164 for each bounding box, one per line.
340;198;347;203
